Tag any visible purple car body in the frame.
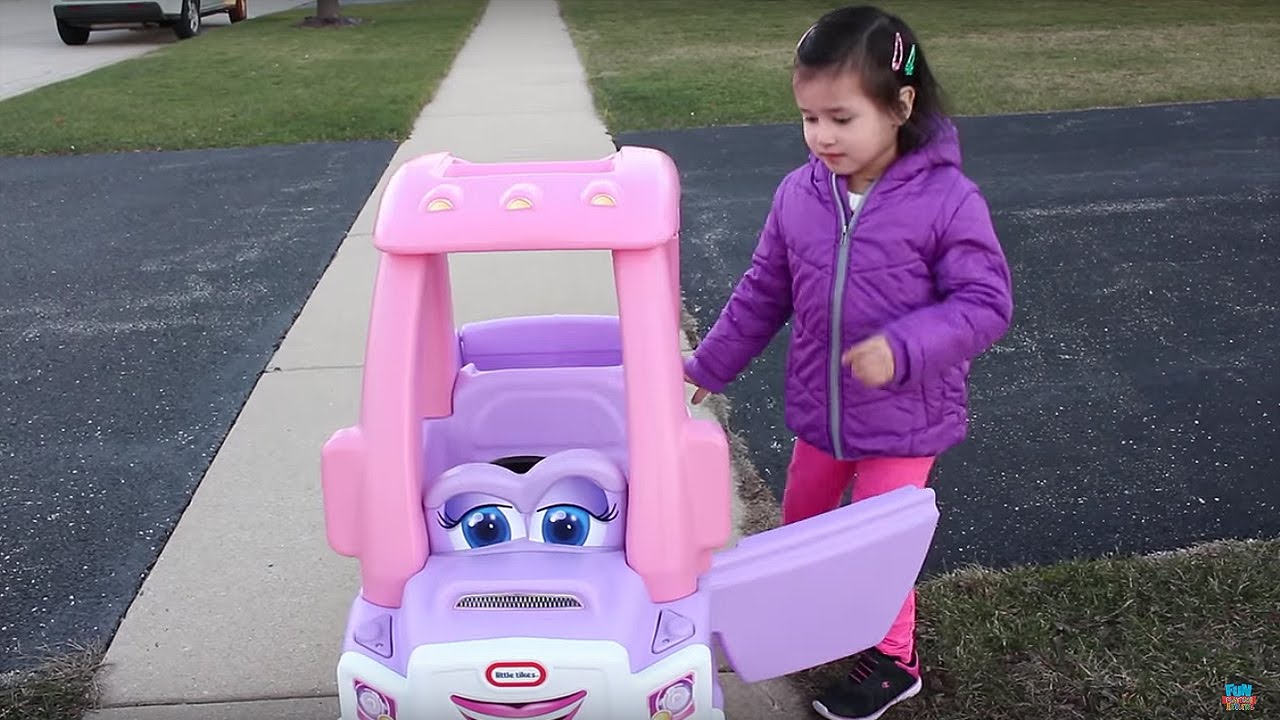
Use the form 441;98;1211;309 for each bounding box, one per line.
321;149;939;720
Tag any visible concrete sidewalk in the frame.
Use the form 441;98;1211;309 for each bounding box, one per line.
86;0;804;718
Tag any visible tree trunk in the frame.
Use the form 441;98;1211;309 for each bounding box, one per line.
300;0;360;27
315;0;339;20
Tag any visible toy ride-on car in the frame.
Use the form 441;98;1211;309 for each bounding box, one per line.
320;147;939;720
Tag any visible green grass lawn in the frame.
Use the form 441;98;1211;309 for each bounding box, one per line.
0;0;487;155
798;538;1279;719
559;0;1280;132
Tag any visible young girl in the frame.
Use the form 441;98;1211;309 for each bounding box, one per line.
683;5;1013;719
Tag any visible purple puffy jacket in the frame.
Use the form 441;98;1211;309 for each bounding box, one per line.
684;118;1013;460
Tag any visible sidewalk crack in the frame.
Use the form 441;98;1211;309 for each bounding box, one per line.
265;363;362;373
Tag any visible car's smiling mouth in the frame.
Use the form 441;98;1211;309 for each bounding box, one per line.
449;690;587;720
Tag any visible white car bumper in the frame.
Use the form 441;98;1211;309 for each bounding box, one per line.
338;638;723;720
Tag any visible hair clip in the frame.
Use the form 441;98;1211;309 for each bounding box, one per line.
796;23;816;51
891;32;918;77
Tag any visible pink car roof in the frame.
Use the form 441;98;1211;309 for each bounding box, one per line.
372;148;681;255
325;146;733;608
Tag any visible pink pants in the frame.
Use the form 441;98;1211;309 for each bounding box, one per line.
781;437;935;664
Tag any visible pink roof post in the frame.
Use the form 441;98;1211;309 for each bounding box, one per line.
321;147;732;608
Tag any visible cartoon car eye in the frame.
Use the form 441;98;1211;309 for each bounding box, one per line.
437;502;526;550
530;503;617;546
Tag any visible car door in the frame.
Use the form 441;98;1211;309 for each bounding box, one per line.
702;485;939;682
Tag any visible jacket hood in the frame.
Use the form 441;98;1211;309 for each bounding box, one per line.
804;115;962;196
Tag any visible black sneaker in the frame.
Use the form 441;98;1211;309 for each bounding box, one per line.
811;648;922;720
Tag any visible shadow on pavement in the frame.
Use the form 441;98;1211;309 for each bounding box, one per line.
618;98;1279;576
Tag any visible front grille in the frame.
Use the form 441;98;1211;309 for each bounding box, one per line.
455;593;583;610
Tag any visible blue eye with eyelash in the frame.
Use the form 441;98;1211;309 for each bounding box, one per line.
542;505;590;546
535;503;618;547
438;504;515;549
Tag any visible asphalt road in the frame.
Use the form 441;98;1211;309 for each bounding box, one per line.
0;140;396;672
618;98;1279;575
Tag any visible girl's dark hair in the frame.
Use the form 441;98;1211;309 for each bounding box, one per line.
794;5;946;153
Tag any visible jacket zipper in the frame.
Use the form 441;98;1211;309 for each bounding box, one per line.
827;172;876;460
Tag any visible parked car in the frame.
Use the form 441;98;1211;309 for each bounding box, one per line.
321;147;941;719
51;0;246;45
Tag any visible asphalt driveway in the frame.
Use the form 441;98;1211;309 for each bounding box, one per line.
0;140;395;672
618;98;1279;575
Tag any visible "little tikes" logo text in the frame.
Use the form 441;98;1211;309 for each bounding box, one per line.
486;662;546;687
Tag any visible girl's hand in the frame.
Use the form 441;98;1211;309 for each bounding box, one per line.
684;372;711;405
842;334;895;388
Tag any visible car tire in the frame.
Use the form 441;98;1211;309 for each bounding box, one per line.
56;19;91;45
228;0;246;22
173;0;200;39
